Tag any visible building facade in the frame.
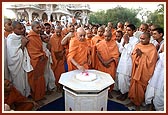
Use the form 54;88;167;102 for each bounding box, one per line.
7;3;91;24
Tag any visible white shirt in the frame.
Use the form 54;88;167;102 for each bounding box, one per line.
117;36;139;76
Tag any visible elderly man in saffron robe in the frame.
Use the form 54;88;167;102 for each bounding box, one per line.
67;27;91;72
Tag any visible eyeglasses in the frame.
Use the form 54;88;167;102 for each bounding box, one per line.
79;34;86;37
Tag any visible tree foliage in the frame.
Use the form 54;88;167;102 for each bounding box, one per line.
89;6;141;28
89;4;164;29
146;4;164;28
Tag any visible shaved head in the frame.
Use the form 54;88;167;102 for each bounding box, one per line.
76;27;86;42
77;27;85;33
31;21;41;29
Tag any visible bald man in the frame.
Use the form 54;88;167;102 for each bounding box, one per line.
127;32;158;110
95;31;119;98
92;26;105;46
107;22;116;40
67;27;91;71
50;26;65;92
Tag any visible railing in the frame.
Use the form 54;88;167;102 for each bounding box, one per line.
67;4;90;10
10;4;41;9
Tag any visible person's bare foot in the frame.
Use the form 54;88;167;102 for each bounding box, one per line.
125;102;134;107
119;93;128;101
116;93;127;101
116;94;123;100
46;90;53;95
147;104;154;111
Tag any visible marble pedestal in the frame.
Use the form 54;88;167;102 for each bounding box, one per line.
59;70;114;111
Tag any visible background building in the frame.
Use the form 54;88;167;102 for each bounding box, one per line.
7;4;91;25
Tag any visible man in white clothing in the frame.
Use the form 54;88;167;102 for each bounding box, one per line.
7;21;32;97
152;27;164;53
145;44;164;111
116;24;139;101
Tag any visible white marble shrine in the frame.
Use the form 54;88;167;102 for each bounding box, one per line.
59;69;114;111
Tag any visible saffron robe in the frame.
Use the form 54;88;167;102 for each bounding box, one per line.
5;86;34;111
67;37;90;71
91;35;105;68
96;39;119;91
128;43;158;106
92;35;104;46
111;28;116;40
26;30;47;101
4;31;12;39
49;33;65;87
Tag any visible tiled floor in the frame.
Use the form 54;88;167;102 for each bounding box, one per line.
37;88;149;111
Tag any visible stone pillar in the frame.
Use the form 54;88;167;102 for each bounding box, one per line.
46;12;51;22
52;13;56;21
25;9;33;22
38;12;43;21
13;11;19;20
56;14;61;21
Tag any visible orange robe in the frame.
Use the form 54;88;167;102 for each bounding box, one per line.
96;39;119;91
49;33;65;87
86;38;91;47
86;37;94;69
128;43;158;106
5;86;34;111
92;35;104;46
67;37;90;71
62;32;77;60
26;30;47;101
62;28;68;37
111;28;116;40
4;31;12;38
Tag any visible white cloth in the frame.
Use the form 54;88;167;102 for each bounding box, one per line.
42;42;56;90
157;40;164;53
117;73;131;94
145;52;164;110
153;88;164;111
22;48;33;72
133;31;143;40
7;33;31;97
117;36;139;76
116;36;139;94
150;36;158;47
4;38;11;80
113;72;119;91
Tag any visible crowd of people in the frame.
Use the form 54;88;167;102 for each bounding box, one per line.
3;18;164;111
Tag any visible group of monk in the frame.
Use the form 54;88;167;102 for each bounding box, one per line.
4;18;164;111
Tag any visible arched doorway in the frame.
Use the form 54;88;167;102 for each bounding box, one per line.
50;14;53;22
32;12;39;21
42;13;48;22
